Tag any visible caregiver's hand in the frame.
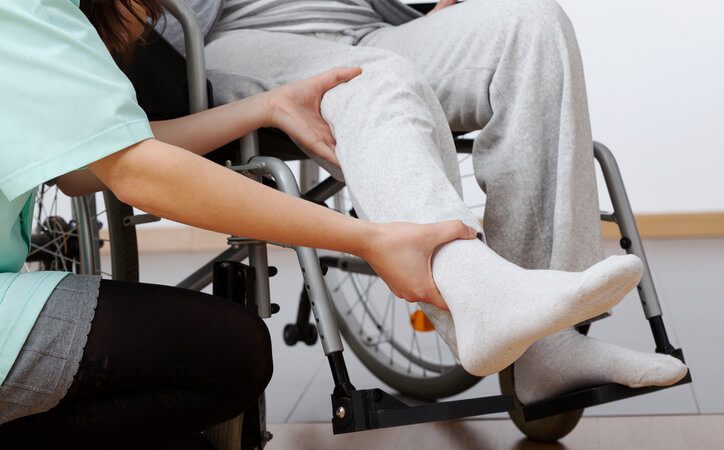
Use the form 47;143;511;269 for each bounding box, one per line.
364;220;478;311
265;67;362;168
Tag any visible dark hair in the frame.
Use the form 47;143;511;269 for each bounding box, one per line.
79;0;164;58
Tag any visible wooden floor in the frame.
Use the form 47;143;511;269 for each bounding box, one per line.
265;416;724;450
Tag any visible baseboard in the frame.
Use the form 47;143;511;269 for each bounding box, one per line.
600;212;724;239
99;227;229;254
100;212;724;254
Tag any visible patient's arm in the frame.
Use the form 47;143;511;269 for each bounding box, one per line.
427;0;457;15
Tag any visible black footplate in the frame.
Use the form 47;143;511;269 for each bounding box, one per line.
522;348;692;421
332;388;514;434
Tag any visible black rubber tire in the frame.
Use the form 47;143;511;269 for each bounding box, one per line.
498;326;592;442
283;324;299;346
498;365;584;442
301;324;318;346
103;191;140;282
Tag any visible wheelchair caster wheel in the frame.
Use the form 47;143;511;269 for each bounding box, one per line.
283;324;300;346
283;323;318;346
302;324;318;345
499;365;583;442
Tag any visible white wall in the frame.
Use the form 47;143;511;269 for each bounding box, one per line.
407;0;724;213
553;0;724;213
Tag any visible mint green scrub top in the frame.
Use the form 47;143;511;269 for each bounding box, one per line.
0;0;154;385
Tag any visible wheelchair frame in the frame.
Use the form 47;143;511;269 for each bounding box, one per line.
147;0;692;444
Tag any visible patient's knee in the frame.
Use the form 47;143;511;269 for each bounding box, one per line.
320;49;431;115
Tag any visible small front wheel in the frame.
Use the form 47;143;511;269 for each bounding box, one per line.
498;364;584;442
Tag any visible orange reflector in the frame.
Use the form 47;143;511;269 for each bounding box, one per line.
410;310;435;332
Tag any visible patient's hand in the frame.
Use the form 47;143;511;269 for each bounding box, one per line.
266;67;362;168
427;0;457;15
364;221;477;311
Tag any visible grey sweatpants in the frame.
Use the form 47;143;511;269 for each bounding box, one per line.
205;0;604;348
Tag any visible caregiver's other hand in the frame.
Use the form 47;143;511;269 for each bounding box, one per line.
266;67;362;168
364;221;478;311
427;0;457;15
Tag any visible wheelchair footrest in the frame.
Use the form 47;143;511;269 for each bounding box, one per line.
332;388;514;434
522;348;692;421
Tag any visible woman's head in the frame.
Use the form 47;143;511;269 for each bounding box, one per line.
79;0;163;58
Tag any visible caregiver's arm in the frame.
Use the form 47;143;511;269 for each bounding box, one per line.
56;67;356;196
89;138;475;309
151;68;354;166
55;94;276;196
53;168;105;197
53;93;270;197
149;92;269;156
54;94;276;197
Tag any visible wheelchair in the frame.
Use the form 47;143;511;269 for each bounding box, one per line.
25;0;691;447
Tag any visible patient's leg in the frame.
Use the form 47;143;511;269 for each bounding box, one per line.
319;51;643;376
358;0;687;393
513;328;688;405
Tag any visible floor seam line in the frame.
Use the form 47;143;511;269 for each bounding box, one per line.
284;357;326;423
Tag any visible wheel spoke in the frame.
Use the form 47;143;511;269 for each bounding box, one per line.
332;272;351;292
30;187;108;276
28;227;77;254
390;293;396;365
345;274;365;315
29;244;77;268
435;327;444;372
376;293;393;346
407;332;415;374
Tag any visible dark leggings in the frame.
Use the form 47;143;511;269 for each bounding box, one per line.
0;280;273;449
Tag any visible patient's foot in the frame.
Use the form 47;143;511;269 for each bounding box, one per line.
430;239;644;376
514;328;689;404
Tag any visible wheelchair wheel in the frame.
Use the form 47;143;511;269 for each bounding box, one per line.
24;185;138;281
498;364;584;442
498;324;590;442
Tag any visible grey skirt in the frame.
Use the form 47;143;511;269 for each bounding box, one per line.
0;274;100;426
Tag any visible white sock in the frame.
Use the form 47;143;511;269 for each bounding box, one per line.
427;239;643;377
514;328;689;404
